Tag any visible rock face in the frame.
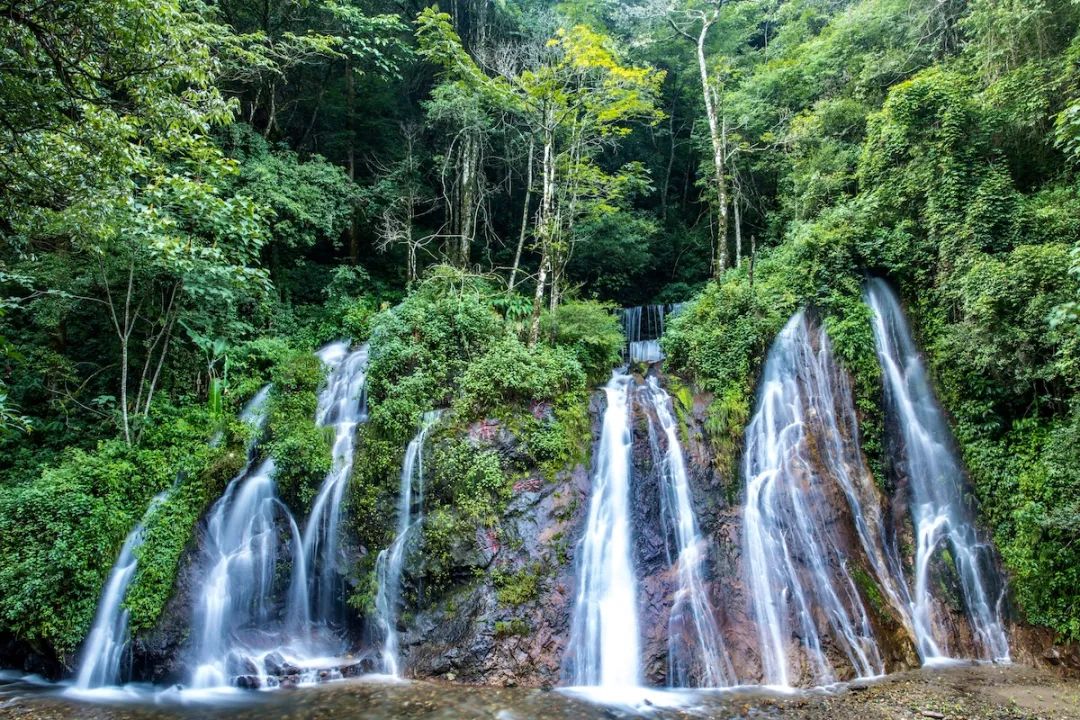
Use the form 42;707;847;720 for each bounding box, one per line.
130;530;204;684
392;357;1014;687
400;412;595;687
111;352;1067;689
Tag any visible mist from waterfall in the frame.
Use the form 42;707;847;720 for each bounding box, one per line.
566;371;642;688
865;278;1010;663
373;410;441;677
641;376;734;688
742;311;886;687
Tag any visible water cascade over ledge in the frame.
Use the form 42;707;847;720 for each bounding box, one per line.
299;342;371;628
373;410;441;676
565;371;642;688
187;385;309;689
865;278;1010;663
70;491;171;692
640;376;734;688
742;312;888;687
72;385;274;694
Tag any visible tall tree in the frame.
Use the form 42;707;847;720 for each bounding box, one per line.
416;9;665;343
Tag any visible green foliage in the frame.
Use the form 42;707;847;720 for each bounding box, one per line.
265;351;331;512
0;406;227;655
457;337;585;419
416;507;472;598
493;565;543;606
542;300;625;385
516;391;591;480
366;267;502;441
493;618;530;638
431;439;509;523
126;442;246;630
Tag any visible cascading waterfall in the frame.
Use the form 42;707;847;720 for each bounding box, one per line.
566;371;641;688
298;342;371;627
865;278;1010;663
73;385;273;692
71;491;170;691
188;386;311;689
742;312;885;687
641;377;734;688
373;410;442;677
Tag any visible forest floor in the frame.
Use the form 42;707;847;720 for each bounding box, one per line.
0;663;1076;719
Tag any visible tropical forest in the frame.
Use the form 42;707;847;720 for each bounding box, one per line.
1;0;1080;718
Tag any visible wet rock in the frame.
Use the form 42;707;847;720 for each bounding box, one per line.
263;652;300;678
234;674;261;690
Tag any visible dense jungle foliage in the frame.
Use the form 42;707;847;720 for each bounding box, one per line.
1;0;1078;662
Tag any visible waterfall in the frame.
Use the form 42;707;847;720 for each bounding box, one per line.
187;386;310;689
566;371;641;688
742;312;885;686
298;342;371;627
373;410;442;677
71;492;169;690
620;304;683;364
72;385;272;692
865;278;1010;663
640;377;734;688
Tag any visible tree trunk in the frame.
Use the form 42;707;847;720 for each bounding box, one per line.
346;60;359;263
529;127;557;347
459;131;479;268
697;17;728;278
733;176;743;268
508;136;534;292
529;255;548;347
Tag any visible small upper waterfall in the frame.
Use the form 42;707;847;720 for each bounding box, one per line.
742;312;885;686
865;278;1010;663
187;385;310;689
640;377;734;688
298;342;371;627
620;304;685;364
373;410;441;676
71;491;170;691
565;371;641;688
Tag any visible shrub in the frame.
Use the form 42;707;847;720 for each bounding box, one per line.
456;336;585;419
542;300;624;385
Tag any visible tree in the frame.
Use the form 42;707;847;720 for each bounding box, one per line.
370;123;439;285
0;1;269;443
666;0;751;278
416;9;665;343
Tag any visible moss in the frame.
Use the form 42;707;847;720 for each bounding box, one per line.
432;438;509;523
346;427;403;552
493;564;543;606
494;618;530;638
416;507;472;599
265;350;332;512
851;565;887;618
126;440;247;631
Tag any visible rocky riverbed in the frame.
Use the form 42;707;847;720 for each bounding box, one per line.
0;664;1076;720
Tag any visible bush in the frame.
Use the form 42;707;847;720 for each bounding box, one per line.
265;350;332;512
432;438;509;523
0;408;225;655
542;300;624;385
366;267;502;442
457;336;585;419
